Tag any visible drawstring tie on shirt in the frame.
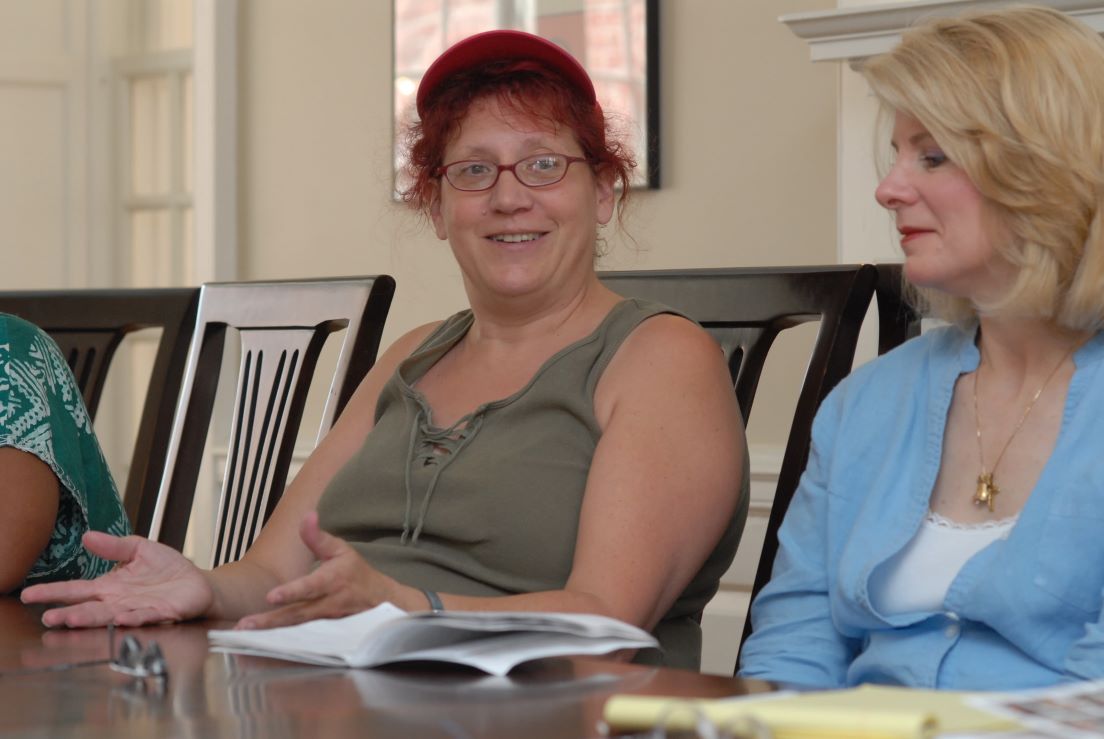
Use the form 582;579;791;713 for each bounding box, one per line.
401;407;484;544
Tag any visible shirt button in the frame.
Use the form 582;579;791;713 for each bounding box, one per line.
944;624;960;639
945;611;960;621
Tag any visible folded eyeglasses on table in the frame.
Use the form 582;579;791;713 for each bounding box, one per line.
0;624;168;681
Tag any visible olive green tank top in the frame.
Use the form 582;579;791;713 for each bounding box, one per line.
316;298;749;669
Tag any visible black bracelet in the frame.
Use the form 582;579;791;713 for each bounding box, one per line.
421;588;445;613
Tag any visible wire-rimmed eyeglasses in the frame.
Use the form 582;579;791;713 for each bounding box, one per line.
435;153;592;191
0;625;168;681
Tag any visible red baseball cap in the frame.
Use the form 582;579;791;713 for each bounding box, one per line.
415;29;597;118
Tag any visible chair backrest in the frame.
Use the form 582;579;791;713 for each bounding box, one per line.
140;276;396;565
598;265;878;656
874;262;922;355
0;289;198;418
0;288;200;527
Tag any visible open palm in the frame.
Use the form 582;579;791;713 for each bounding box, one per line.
21;532;214;628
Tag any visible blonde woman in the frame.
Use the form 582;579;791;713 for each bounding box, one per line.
740;6;1104;689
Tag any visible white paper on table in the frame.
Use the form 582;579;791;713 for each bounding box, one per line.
208;603;658;677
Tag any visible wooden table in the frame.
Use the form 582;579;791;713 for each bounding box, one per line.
0;599;771;738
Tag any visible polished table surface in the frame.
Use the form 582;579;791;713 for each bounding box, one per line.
0;599;770;738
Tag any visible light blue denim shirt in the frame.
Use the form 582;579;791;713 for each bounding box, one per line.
738;325;1104;690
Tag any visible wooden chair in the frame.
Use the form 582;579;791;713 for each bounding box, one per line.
0;288;200;528
598;265;878;664
874;262;922;355
140;276;395;566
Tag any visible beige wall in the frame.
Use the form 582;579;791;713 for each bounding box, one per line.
838;0;904;269
235;0;837;447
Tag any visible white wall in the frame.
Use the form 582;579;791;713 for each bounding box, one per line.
837;0;901;267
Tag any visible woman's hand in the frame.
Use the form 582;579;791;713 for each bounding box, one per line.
20;532;214;628
234;511;408;630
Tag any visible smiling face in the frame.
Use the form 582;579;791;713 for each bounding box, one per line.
429;97;614;308
875;112;1016;303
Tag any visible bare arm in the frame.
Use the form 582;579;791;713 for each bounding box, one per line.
198;322;444;620
246;315;746;630
438;315;745;624
0;447;60;593
23;323;439;626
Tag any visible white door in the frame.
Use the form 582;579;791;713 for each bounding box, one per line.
0;0;105;288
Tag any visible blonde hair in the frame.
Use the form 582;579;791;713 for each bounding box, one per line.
862;5;1104;330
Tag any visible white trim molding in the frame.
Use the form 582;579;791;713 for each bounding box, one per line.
781;0;1104;63
193;0;238;282
701;443;784;676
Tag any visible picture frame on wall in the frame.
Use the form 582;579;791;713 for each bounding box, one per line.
393;0;660;193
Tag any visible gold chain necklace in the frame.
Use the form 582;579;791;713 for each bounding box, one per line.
972;345;1076;512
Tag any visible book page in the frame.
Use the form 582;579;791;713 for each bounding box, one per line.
208;603;658;675
208;603;408;666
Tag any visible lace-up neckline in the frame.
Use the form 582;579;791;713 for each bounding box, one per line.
400;405;485;544
394;301;636;545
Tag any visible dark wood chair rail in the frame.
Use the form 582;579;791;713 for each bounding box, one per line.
0;288;200;529
598;265;879;669
874;263;923;356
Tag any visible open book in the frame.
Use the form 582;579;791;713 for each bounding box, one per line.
208;603;658;677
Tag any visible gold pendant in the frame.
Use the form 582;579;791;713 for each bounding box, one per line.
974;473;999;512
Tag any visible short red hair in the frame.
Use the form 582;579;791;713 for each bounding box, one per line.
401;60;635;218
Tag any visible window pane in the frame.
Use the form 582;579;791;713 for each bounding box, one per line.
130;208;173;285
136;0;193;52
183;72;194;193
130;76;172;196
182;206;195;280
160;0;193;49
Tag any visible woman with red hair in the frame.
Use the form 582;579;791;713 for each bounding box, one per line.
26;31;747;670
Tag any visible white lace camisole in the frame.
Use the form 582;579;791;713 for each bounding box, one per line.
869;510;1018;615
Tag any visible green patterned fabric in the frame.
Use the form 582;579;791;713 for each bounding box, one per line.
0;314;130;588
